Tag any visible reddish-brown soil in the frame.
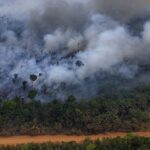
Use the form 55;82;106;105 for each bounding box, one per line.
0;132;150;145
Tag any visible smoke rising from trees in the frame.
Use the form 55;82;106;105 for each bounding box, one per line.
0;0;150;100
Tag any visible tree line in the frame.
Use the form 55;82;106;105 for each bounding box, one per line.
0;83;150;135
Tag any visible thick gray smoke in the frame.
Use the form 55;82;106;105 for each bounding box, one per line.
0;0;150;100
91;0;150;21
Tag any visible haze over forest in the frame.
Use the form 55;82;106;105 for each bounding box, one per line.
0;0;150;100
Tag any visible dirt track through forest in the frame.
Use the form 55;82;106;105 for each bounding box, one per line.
1;132;150;145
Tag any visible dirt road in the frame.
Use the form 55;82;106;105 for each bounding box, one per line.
0;132;150;145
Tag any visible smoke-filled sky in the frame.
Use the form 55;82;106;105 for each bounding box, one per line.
0;0;150;100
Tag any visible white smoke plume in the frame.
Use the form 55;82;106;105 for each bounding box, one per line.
0;0;150;100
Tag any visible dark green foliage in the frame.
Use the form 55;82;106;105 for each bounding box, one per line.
0;84;150;135
30;74;37;82
28;90;37;99
1;136;150;150
0;90;150;135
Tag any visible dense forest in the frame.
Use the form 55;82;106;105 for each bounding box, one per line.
1;83;150;135
1;135;150;150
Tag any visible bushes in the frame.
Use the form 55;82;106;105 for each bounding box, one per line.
0;93;150;135
0;84;150;135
